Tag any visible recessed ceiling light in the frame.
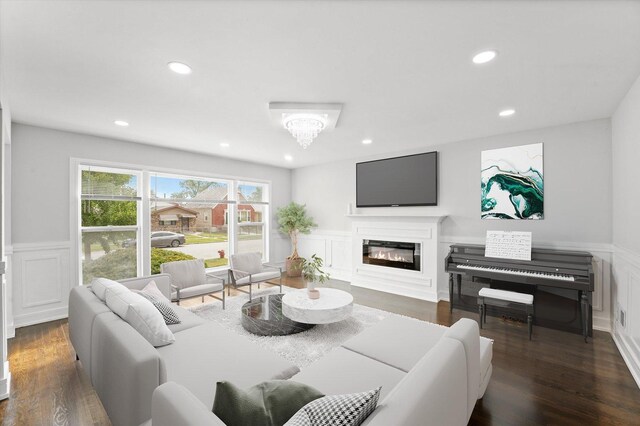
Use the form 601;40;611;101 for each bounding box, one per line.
472;50;497;64
362;139;373;145
284;154;293;161
114;120;129;127
168;61;192;75
220;142;230;148
498;109;516;117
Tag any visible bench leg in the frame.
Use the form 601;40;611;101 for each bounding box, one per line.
527;314;533;340
478;304;484;329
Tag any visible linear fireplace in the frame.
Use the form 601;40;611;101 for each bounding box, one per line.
362;240;421;271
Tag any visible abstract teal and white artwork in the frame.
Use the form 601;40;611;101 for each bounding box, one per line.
481;143;543;220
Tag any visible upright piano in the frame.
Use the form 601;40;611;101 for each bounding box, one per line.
445;244;594;341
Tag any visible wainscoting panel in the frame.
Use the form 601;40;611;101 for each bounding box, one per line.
612;245;640;388
297;231;352;281
11;242;71;329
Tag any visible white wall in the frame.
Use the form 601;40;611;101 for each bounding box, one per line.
294;119;612;242
611;74;640;388
9;123;291;328
293;118;613;328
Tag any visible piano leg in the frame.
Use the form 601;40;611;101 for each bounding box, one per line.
456;274;462;299
449;274;454;313
581;292;589;343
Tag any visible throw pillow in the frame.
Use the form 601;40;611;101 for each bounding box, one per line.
124;299;176;347
134;290;181;325
105;286;145;319
284;387;381;426
105;286;175;347
91;277;126;301
141;280;170;302
213;380;324;426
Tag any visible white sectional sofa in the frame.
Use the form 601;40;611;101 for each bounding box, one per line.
69;275;492;426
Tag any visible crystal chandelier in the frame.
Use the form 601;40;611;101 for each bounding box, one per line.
282;113;328;149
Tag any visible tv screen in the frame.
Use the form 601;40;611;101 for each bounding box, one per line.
356;152;438;207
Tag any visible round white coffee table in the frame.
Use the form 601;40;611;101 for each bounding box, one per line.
282;288;354;324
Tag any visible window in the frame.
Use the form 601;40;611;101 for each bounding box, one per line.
75;164;270;284
80;166;141;284
236;182;268;259
150;173;231;272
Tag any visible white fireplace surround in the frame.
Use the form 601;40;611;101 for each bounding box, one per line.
348;214;446;301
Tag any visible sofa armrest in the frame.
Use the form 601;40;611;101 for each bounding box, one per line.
91;313;163;426
363;338;468;426
443;318;480;418
152;382;225;426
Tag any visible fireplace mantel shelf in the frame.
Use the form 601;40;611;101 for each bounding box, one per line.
346;213;447;223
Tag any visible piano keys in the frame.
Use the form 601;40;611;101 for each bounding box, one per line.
445;244;594;342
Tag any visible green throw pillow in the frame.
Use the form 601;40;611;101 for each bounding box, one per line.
213;380;324;426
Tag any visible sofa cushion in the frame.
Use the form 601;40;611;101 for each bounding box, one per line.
341;316;447;372
167;305;207;333
156;323;299;408
285;387;380;426
171;283;224;300
291;347;404;401
213;380;323;426
234;270;281;286
91;277;126;301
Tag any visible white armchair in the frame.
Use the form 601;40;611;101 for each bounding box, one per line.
160;259;225;308
228;252;282;301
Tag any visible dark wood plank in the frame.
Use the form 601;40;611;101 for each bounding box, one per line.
0;277;638;425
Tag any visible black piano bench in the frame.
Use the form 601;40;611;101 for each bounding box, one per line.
478;288;535;340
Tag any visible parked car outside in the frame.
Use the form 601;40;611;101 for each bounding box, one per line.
122;231;186;248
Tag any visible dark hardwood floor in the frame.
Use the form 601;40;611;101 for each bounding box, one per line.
1;277;639;425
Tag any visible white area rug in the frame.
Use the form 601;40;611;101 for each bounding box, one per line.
189;286;424;369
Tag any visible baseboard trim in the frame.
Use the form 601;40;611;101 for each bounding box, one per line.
13;307;68;329
592;316;612;332
612;330;640;389
0;361;11;400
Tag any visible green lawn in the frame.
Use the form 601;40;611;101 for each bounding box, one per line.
184;232;229;244
205;258;229;268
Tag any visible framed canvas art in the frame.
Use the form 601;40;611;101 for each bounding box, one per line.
481;143;543;220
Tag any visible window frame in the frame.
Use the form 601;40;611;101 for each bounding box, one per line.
70;158;271;286
76;164;143;285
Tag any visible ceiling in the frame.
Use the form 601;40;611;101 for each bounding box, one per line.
2;0;640;169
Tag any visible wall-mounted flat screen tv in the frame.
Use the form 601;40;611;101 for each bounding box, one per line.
356;151;438;207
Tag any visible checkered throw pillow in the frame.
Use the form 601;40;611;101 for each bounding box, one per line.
284;387;381;426
134;291;181;325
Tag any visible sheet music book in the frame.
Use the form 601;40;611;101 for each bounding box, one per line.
485;231;532;261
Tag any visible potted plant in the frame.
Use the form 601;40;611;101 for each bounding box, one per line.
276;202;316;276
298;254;330;299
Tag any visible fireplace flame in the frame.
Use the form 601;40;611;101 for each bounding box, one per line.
369;248;412;263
